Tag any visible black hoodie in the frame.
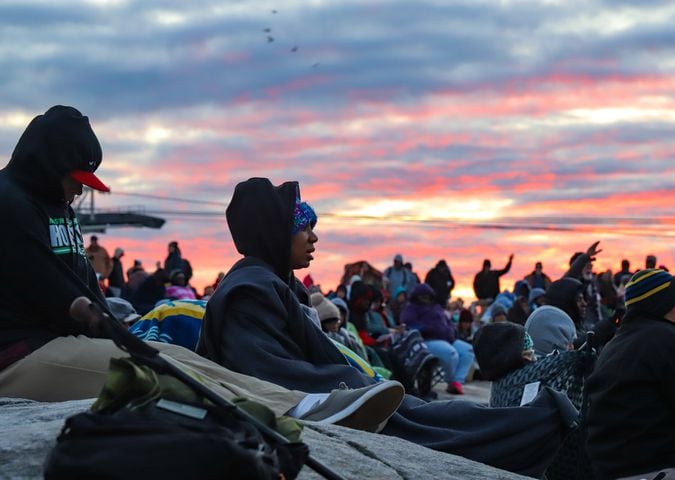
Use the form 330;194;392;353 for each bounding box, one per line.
0;106;107;367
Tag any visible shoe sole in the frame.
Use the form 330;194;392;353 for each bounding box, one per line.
316;382;405;432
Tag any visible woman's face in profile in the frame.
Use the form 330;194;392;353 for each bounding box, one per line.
290;225;318;270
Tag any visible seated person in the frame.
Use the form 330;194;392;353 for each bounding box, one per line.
198;177;579;478
528;287;546;311
476;321;589;409
506;280;531;325
311;292;352;347
456;308;475;342
586;270;675;480
165;269;197;300
400;283;474;394
0;106;404;434
331;296;392;379
386;286;408;325
524;305;577;358
560;242;617;349
349;281;400;347
347;281;402;373
474;322;536;382
129;267;169;315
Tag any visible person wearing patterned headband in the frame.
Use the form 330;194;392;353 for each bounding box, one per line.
586;269;675;480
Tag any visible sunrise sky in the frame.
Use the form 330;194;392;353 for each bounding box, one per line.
1;0;674;300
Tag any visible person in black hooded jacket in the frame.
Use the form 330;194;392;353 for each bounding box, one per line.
586;269;675;480
198;177;581;478
0;106;111;369
547;241;617;349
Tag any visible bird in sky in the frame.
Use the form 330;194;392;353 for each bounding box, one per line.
291;46;298;52
263;28;271;33
312;62;320;68
267;36;274;43
271;9;277;13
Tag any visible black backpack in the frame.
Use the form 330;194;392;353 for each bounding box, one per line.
42;299;343;480
44;398;308;480
389;330;439;397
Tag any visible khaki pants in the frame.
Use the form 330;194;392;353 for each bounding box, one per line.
0;336;305;416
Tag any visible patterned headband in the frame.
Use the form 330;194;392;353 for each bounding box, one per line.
292;201;317;235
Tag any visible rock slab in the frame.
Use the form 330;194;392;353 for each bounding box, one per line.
0;398;530;480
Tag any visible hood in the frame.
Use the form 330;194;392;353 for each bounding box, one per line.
348;280;374;313
4;105;102;202
474;322;527;380
525;305;577;357
513;279;531;297
226;177;297;283
410;283;435;302
546;277;583;321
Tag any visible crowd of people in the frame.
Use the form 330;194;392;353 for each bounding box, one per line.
92;229;667;397
1;106;674;480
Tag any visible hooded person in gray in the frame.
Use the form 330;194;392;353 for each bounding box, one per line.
198;177;579;478
525;306;578;358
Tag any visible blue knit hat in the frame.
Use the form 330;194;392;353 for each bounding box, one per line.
292;201;317;235
624;269;675;319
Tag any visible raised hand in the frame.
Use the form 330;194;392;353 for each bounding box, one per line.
586;241;602;261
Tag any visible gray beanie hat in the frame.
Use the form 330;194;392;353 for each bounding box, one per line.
106;297;141;324
528;287;546;304
310;293;341;322
524;305;577;357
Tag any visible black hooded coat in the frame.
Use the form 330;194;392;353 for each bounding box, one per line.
198;178;577;477
0;106;108;368
548;275;616;349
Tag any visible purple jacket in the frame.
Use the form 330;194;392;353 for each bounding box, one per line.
400;301;456;343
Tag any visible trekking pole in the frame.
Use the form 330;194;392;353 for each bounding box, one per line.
71;297;345;480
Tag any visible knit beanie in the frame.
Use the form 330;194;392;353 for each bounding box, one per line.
474;322;528;380
524;306;577;357
491;303;508;318
310;292;340;321
410;283;435;302
528;287;546;304
106;297;141;324
292;201;317;235
624;269;675;320
392;286;407;301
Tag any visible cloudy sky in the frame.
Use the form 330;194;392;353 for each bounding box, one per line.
2;0;674;298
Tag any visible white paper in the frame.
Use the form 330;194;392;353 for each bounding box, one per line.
520;381;541;406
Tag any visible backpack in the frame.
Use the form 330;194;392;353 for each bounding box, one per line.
44;357;309;480
389;330;439;398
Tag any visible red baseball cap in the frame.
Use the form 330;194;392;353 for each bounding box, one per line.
70;170;110;193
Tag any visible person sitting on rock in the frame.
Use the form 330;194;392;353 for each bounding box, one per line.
400;283;474;394
473;322;536;382
586;269;675;480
